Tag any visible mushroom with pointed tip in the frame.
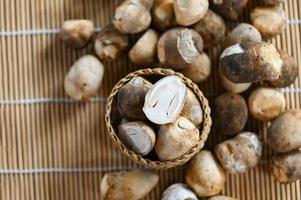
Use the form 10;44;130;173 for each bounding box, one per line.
129;29;159;65
117;76;152;120
220;41;283;83
162;183;198;200
248;87;286;121
59;19;94;49
173;0;209;26
64;55;104;100
157;28;204;70
223;23;262;49
215;132;263;174
155;116;199;161
251;6;286;38
143;75;187;124
118;121;156;156
94;26;129;61
185;150;226;197
267;110;301;153
113;0;153;34
100;170;159;200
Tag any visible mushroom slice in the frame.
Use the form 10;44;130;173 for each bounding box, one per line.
143;76;187;124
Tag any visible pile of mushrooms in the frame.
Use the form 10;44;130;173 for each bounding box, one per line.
58;0;301;199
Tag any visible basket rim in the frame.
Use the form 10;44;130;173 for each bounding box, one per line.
105;68;212;169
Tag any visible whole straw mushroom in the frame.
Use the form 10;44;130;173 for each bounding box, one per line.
157;28;203;70
143;76;187;124
223;23;262;49
213;92;248;136
220;41;283;83
118;121;156;156
248;87;286;121
117;76;152;120
173;0;209;26
211;0;248;20
155;116;199;161
129;29;159;65
64;55;104;100
270;150;301;183
215;132;263;174
113;0;153;34
185;150;226;197
94;26;129;61
193;9;226;49
267;50;298;87
181;52;211;83
251;6;286;38
59;19;94;49
100;170;159;200
161;183;198;200
267;110;301;153
151;0;176;30
219;68;251;93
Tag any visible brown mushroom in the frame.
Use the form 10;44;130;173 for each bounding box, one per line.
219;68;252;93
211;0;248;20
151;0;176;30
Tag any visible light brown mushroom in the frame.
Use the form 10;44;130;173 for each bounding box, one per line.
59;19;94;49
129;29;159;65
64;55;104;100
94;26;129;61
248;87;286;121
118;121;156;156
100;170;159;200
215;132;263;174
185;150;226;197
267;110;301;153
155;116;199;161
157;27;203;70
220;41;283;83
193;9;226;49
251;6;287;38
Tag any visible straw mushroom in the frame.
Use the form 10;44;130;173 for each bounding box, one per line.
129;29;159;65
161;183;198;200
59;19;94;49
143;76;187;124
157;28;203;70
209;196;238;200
185;150;226;197
181;53;211;83
251;6;286;38
213;93;248;136
267;110;301;153
267;50;298;87
94;26;129;61
270;150;301;183
215;132;263;174
117;76;152;120
100;170;159;200
64;55;104;100
151;0;176;30
113;0;153;34
220;41;283;83
180;88;203;127
248;87;286;121
155;116;199;161
173;0;209;26
193;9;226;49
219;68;251;93
118;121;156;156
211;0;248;20
223;23;262;49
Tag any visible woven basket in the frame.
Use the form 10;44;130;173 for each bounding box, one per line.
105;68;212;169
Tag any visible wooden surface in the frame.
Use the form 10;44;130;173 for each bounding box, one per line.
0;0;300;199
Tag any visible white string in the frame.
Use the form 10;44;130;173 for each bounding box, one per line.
0;97;106;105
0;27;102;36
0;19;300;36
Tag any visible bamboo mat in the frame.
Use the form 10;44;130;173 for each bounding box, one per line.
0;0;300;199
